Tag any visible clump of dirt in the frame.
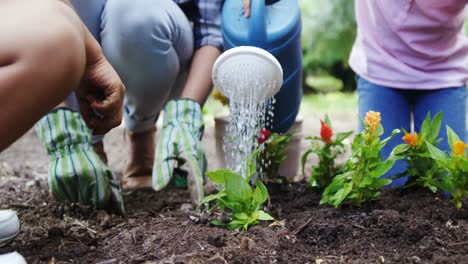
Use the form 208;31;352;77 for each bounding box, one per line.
1;167;467;264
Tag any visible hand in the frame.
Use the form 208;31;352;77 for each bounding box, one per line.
243;0;251;18
76;55;125;135
35;108;126;215
153;99;206;205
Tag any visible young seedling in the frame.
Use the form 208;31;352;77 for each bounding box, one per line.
256;128;294;181
393;112;445;192
200;159;274;231
426;126;468;209
320;111;402;207
302;115;352;189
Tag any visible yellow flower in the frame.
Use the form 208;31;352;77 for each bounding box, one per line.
403;133;418;146
212;89;229;106
453;141;467;157
365;111;381;133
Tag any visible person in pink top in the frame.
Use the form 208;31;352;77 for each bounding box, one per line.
349;0;468;186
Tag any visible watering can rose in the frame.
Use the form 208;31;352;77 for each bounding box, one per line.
365;111;381;133
320;120;333;144
403;133;418;146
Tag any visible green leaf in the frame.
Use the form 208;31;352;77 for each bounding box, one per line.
206;169;241;184
301;149;315;177
211;220;224;226
335;131;353;142
220;198;243;212
369;159;395;178
233;212;249;220
225;172;253;202
331;182;353;207
446;126;461;152
252;186;263;206
427;112;442;143
200;192;227;205
428;185;438;193
389;144;410;159
370;178;392;189
426;141;450;169
255;180;269;204
257;210;275;221
245;157;257;181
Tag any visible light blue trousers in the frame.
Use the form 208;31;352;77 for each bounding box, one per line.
357;76;467;187
69;0;194;133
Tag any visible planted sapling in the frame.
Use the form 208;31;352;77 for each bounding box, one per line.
426;126;468;209
320;111;402;207
393;112;445;192
200;159;274;231
302;115;352;189
256;128;294;181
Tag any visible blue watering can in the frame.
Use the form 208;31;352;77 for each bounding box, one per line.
222;0;302;133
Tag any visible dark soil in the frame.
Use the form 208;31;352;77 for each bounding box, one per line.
0;116;466;264
1;169;467;264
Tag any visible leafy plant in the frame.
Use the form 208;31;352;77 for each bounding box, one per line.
200;160;274;231
392;112;445;192
426;127;468;209
302;115;352;189
320;111;402;207
256;128;294;181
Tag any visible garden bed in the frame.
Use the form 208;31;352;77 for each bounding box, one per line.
1;172;466;263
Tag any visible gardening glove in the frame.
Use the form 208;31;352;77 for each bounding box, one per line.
153;99;207;205
35;108;125;215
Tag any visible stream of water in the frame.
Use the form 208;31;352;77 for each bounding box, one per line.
219;68;277;178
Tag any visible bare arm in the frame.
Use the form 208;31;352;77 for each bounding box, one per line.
180;46;221;106
60;0;125;135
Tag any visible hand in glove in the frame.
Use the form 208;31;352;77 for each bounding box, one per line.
153;99;207;204
35;108;125;215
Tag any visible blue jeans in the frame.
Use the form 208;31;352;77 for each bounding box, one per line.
357;76;467;187
68;0;194;133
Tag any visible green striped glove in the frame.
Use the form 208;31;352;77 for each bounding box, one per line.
35;108;125;215
153;99;207;204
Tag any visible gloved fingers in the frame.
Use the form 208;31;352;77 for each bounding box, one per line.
152;126;178;191
48;150;126;215
183;152;205;205
105;170;126;215
179;132;206;205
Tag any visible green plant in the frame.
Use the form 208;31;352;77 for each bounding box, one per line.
200;160;274;231
426;127;468;209
302;115;352;189
320;111;402;207
393;112;445;192
256;129;294;181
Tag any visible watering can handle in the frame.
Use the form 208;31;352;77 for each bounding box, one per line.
248;0;267;47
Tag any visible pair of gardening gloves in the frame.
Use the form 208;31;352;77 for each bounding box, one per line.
35;108;125;215
36;99;207;213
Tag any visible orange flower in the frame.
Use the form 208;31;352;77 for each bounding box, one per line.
320;120;333;144
453;141;467;157
364;111;381;133
403;133;418;146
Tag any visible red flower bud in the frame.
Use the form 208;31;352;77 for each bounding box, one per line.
320;120;333;144
258;128;271;144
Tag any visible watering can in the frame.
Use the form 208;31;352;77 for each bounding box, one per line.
221;0;302;133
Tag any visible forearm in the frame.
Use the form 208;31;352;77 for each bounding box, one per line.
180;46;222;106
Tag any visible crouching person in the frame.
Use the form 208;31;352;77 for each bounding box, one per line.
0;0;126;261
